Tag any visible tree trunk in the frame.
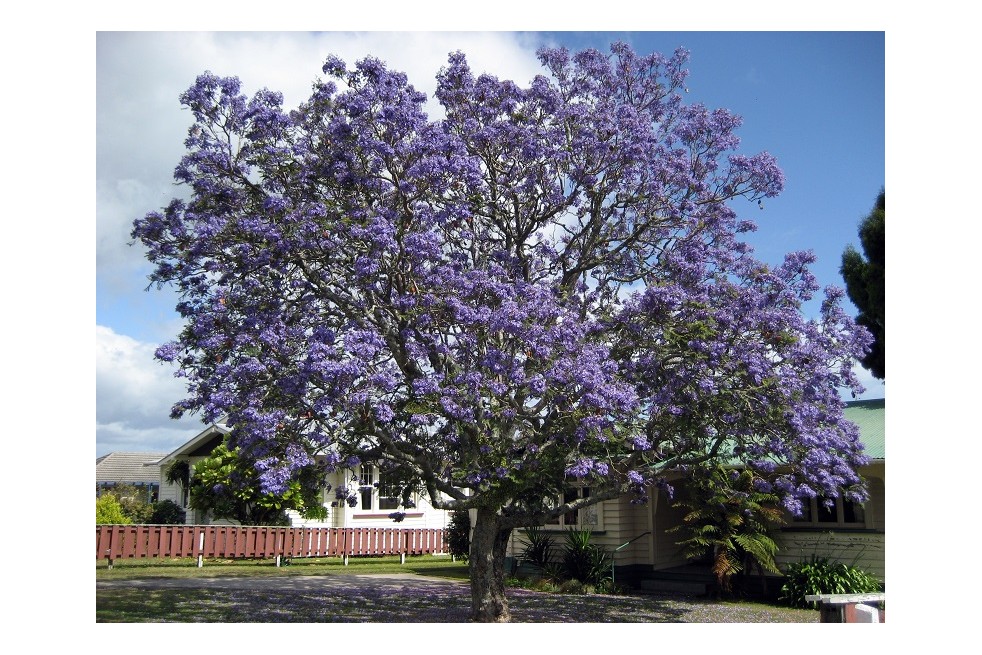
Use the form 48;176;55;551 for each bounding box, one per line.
468;507;513;622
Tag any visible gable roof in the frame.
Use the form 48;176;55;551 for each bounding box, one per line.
844;398;884;460
158;421;230;463
96;452;168;484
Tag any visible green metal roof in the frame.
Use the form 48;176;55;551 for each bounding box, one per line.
843;398;885;459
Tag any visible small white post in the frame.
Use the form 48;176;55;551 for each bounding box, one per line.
854;604;880;623
197;530;205;568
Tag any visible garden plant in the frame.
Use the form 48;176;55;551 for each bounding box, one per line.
780;555;882;608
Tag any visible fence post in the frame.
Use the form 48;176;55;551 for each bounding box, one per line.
104;526;116;569
197;529;205;568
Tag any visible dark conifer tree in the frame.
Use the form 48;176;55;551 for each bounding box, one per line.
840;191;885;379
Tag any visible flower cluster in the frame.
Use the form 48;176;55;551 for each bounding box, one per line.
134;41;872;530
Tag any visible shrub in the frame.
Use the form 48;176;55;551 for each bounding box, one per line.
668;464;784;595
102;483;155;523
593;578;620;595
508;527;626;595
189;443;325;525
96;494;131;524
446;510;471;561
150;499;187;524
779;556;882;608
560;528;612;586
529;578;560;593
519;526;556;573
558;578;587;594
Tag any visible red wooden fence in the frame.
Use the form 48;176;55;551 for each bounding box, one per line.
96;525;446;567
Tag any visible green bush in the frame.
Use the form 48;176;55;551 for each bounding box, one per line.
512;526;617;593
667;464;784;594
560;528;612;586
519;526;556;573
100;483;155;523
558;578;588;594
446;510;471;561
779;556;882;608
96;494;131;524
150;499;187;524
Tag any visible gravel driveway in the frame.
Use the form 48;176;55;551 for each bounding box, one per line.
97;573;818;622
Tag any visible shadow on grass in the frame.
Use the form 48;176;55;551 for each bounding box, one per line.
97;578;816;623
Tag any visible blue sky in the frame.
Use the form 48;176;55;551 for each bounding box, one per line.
95;31;885;457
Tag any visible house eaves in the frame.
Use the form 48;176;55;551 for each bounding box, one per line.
157;421;231;464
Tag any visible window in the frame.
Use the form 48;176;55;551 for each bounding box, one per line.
352;468;412;512
378;476;401;510
793;496;866;528
357;467;374;510
544;487;602;530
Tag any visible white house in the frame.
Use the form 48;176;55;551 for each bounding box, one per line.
155;420;451;531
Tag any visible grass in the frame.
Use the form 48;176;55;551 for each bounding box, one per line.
96;554;819;622
96;553;470;581
97;585;818;623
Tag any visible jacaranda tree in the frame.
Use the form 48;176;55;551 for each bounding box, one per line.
133;42;872;621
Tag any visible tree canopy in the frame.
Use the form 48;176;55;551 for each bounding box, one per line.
840;190;885;379
133;42;872;621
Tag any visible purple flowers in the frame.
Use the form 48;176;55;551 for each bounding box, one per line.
566;459;597;479
134;41;871;563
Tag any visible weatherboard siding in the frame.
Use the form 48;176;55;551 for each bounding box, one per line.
650;491;690;570
774;530;885;583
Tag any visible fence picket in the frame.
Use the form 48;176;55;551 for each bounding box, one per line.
96;524;446;563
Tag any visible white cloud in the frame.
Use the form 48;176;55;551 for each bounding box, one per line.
96;31;549;456
852;365;885;400
96;31;545;302
839;362;885;401
96;325;201;455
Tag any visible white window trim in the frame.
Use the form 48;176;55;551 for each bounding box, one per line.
792;496;868;529
350;466;417;513
542;486;604;531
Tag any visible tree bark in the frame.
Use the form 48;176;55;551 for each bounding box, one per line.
468;506;513;622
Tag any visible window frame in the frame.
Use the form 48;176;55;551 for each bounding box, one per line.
791;495;867;529
542;486;604;531
357;466;374;511
377;475;402;511
351;466;416;513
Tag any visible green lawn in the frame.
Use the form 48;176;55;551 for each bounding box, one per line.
96;553;470;581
